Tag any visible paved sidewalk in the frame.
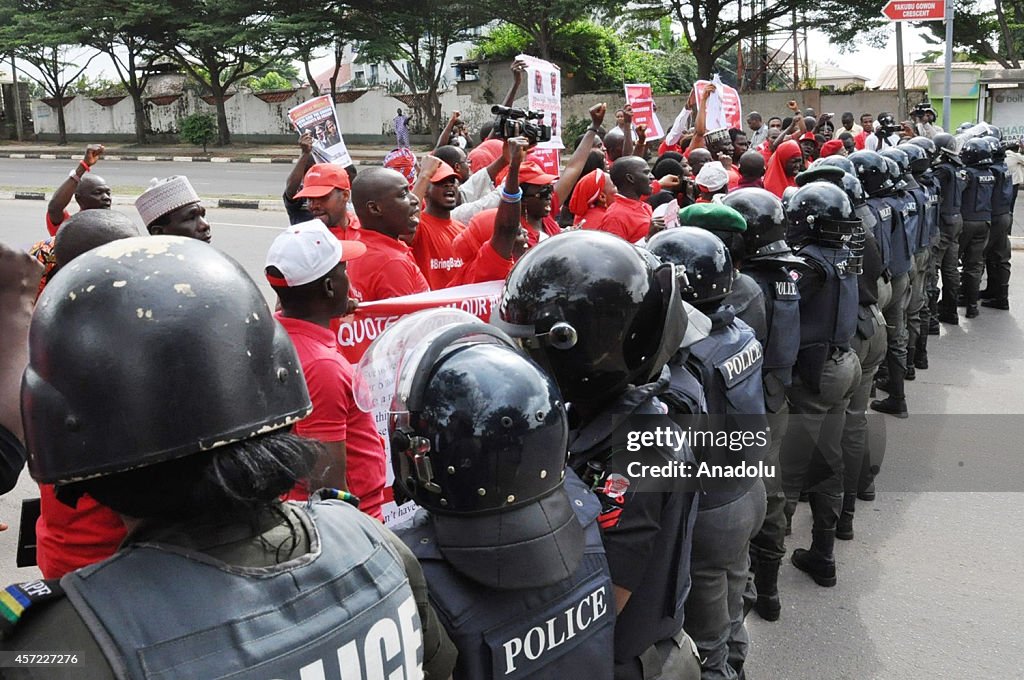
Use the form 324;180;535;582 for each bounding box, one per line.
0;142;418;164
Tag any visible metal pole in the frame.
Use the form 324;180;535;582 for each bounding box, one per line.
10;54;24;142
895;22;907;121
943;0;954;129
792;8;799;90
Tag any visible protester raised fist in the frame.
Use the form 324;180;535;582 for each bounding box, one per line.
448;110;461;124
505;136;530;166
621;105;634;126
83;144;104;167
589;103;607;128
636;124;648;149
298;131;313;154
418;154;444;179
787;100;800;112
703;85;717;102
658;174;681;191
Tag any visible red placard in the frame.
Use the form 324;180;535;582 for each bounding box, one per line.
624;83;665;140
881;0;945;21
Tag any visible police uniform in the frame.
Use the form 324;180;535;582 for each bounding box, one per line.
567;371;701;680
982;155;1014;307
914;168;942;353
872;189;913;413
400;470;615;680
932;158;967;321
0;500;457;680
724;272;768;342
905;179;935;374
960;163;995;313
678;309;768;680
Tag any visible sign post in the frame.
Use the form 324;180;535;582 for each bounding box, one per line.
881;1;948;125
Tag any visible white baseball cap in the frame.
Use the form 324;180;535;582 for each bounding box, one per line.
265;220;365;287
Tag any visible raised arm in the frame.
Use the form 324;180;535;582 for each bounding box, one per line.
285;132;316;200
687;85;716;153
554;103;606;200
490;137;529;260
48;144;103;225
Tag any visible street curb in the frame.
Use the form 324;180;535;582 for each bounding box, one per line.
1;191;287;212
217;198;261;210
0;151;394;165
13;191;45;201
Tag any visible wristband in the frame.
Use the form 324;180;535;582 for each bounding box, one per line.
587;126;600;134
68;168;81;182
501;188;523;203
79;160;91;173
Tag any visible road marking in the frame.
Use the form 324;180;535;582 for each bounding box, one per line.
211;221;284;230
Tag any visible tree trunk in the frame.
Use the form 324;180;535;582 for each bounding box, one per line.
56;98;67;146
695;49;716;81
304;56;319;96
131;92;148;144
210;78;231;146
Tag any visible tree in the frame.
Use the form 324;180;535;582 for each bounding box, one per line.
920;0;1024;68
154;0;287;145
273;1;351;99
350;0;487;136
0;1;95;145
477;0;618;60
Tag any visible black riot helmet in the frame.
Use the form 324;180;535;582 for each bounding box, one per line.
882;157;905;192
647;226;733;312
933;132;962;166
982;135;1006;162
880;147;918;190
816;155;855;176
785;182;865;273
841;172;868;206
961;137;993;167
492;231;685;407
721;188;803;265
983;123;1002;140
356;309;584;589
23;236;311;485
899;141;932;175
907;136;936;162
848;150;894;197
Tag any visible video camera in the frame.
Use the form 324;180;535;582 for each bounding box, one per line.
910;103;936;120
491;105;552;143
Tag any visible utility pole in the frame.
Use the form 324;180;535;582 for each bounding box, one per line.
895;22;907;120
10;54;24;142
942;0;954;129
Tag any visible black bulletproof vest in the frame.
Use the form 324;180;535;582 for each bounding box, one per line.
961;166;996;221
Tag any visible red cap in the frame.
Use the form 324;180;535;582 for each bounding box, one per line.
516;160;558;186
294;164;351;199
798;131;820;146
430;164;458;183
820;139;845;157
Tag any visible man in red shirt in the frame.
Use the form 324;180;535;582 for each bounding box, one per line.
265;220;388;521
597;155;654;243
45;144;110;237
346;167;429;301
411;162;467;288
293;163;361;239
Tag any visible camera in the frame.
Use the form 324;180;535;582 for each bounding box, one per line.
910;103;935;120
490;105;552;143
877;113;900;136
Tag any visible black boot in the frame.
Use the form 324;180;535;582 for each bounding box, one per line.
753;558;782;621
871;354;908;418
837;494;856;540
981;284;1009;310
938;302;959;325
964;280;980;318
873;360;890;393
857;481;876;501
791;529;837;587
914;333;929;369
928;316;940;335
905;347;916;381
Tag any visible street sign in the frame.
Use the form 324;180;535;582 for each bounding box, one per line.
881;0;946;21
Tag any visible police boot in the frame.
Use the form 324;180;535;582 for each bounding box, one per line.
871;355;908;418
981;285;1010;310
873;360;890;393
753;558;782;621
905;347;916;381
791;530;837;587
937;297;959;325
784;498;796;536
836;494;857;540
928;316;940;335
914;333;929;370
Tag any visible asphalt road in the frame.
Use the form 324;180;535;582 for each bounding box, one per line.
1;197;1023;678
0;157;299;198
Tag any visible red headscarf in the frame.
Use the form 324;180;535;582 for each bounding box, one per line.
568;169;607;218
467;138;504;173
821;139;845;157
384;148;417;186
763;140;803;199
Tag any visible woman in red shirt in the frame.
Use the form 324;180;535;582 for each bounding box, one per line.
763;140;806;199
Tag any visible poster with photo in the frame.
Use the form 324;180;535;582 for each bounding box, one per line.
517;53;564;150
287;95;353;168
693;75;743;132
624;83;666;140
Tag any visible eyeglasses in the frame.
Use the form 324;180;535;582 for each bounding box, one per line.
523;186;554;200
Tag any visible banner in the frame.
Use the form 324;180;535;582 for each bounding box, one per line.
693;75;743;132
335;281;506;526
624;83;665;140
517;53;565;150
528;148;561;177
288;95;353;168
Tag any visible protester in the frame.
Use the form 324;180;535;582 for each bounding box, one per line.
393;108;412;148
737;151;766;189
134;176;211;242
748;111;768;147
597;156;654;242
763;140;805;198
292;163;360;240
45;144;109;237
694;161;730;202
283;131;317;224
569;167;617;228
408;158;469;288
834;112;863;140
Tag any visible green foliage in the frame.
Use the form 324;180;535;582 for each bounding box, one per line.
476;20;697;92
245;71;292;92
72;76;128;97
560;116;591;145
179;112;217;151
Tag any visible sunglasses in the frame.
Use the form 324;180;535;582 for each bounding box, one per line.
523;186;554;200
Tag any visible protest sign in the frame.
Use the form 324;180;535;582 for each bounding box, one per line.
624;83;665;140
694;75;743;132
517;54;565;150
288;95;353;168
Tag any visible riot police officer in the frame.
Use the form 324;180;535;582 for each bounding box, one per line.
959;138;997;318
781;182;863;587
0;236;457;679
980;135;1014;310
869;154;914;418
902;139;941;368
366;310;615;680
647;224;768;680
930;132;967;325
721;188;803;622
493;230;701;680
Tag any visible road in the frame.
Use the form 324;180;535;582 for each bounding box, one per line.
1;193;1023;678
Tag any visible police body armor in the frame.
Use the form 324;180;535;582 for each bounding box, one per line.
882;194;914;277
991;161;1014;217
907;186;931;253
684;310;768;509
742;265;800;413
62;501;419;680
961;166;996;222
664;354;708;417
934;161;966;219
864;197;894;271
916;175;941;249
403;470;614;680
794;244;859;392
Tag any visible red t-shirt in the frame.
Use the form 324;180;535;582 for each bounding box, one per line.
455;208;561;268
46;209;71;237
326;212;361;241
450;241;515;285
726;165;742;190
598;195;653;243
277;314;386;521
346;228;429;302
575;205;608;229
854;131;868;150
412;212;467;289
36;485;126;578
